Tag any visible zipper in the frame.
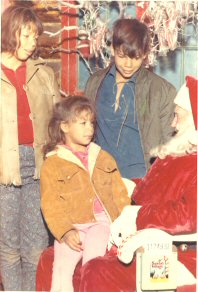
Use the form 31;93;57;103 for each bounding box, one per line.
26;67;39;85
135;81;147;171
1;77;14;87
89;177;112;224
1;67;40;88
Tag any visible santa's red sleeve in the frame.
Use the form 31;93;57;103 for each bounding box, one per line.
133;154;197;235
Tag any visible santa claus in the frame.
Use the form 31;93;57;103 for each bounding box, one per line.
78;76;197;292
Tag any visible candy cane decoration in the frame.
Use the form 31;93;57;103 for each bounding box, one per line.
38;0;198;69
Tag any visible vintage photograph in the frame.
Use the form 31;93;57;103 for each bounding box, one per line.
0;1;197;291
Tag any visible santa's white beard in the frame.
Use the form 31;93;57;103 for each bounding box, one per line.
150;121;197;159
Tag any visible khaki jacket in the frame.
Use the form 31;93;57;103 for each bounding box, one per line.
40;143;131;241
0;58;60;185
85;65;177;170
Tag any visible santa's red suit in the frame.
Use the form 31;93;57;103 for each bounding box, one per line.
134;153;197;234
77;153;197;292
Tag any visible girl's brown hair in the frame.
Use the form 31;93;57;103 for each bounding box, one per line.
43;96;96;158
1;5;43;54
112;18;150;58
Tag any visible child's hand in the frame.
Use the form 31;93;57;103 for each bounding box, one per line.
62;230;83;252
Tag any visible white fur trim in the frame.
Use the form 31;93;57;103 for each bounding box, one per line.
187;130;198;146
174;83;192;111
88;142;101;177
122;178;136;197
46;143;102;172
118;228;172;264
56;146;86;169
108;205;141;250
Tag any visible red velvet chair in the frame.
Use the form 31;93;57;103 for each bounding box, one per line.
36;245;196;292
36;245;82;292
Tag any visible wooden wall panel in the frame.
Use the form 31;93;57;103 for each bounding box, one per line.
61;5;78;95
38;23;61;59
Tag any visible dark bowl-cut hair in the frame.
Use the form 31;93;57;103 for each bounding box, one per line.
43;95;96;158
112;18;150;59
1;5;43;54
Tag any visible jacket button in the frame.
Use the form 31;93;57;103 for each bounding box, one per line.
23;84;28;91
89;199;92;202
67;176;71;179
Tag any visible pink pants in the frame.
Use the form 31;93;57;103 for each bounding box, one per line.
51;212;110;292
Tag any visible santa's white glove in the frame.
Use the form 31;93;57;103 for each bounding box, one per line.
108;205;141;250
117;228;173;264
117;228;196;287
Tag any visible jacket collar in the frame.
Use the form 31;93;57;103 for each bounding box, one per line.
26;58;45;84
47;142;102;177
1;57;45;85
1;70;12;86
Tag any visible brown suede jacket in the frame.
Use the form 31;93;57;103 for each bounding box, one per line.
0;58;60;185
40;143;131;241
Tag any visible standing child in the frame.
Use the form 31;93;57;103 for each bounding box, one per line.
0;5;60;291
40;96;132;292
85;18;176;179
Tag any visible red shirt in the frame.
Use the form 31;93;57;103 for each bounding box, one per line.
2;63;34;145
